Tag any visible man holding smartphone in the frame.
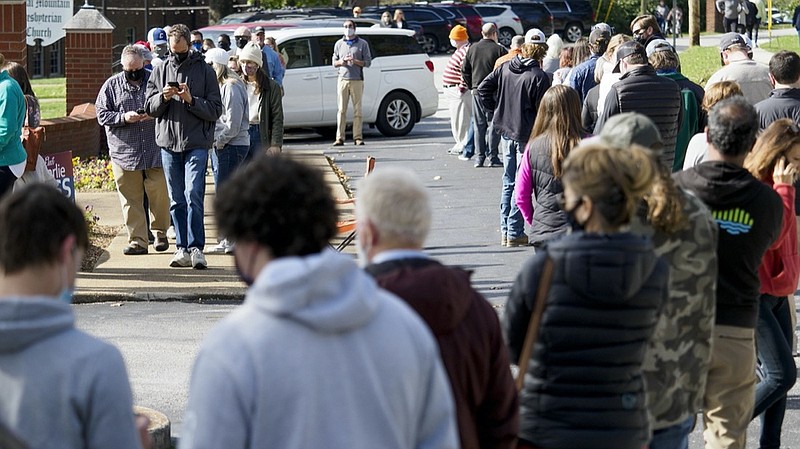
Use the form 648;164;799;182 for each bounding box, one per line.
146;23;222;269
96;44;170;256
332;20;371;146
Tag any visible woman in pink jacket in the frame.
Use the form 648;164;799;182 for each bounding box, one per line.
744;118;800;449
514;85;583;248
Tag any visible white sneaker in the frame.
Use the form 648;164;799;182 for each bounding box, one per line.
207;238;235;254
169;248;191;267
167;226;176;239
190;247;207;269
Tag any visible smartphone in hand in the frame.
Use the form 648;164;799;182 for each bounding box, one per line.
167;81;180;88
136;108;146;114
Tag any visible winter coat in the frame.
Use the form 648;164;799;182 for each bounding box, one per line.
595;65;683;170
145;50;223;152
758;178;800;297
755;88;800;130
367;256;519;449
504;232;668;449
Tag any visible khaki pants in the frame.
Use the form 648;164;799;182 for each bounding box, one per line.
111;162;170;247
702;325;757;449
444;86;472;150
336;79;364;142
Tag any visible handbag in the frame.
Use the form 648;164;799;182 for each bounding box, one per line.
515;256;554;392
21;97;45;173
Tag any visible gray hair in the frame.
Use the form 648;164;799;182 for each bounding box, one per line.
355;167;432;247
121;45;144;63
510;35;525;50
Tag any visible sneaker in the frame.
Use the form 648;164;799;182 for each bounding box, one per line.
490;158;503;167
154;234;169;252
354;139;365;146
447;147;462;155
190;247;207;269
123;242;148;255
167;226;176;239
169;248;191;267
208;238;235;254
458;154;473;161
332;140;344;146
501;235;508;246
507;235;530;247
474;159;486;168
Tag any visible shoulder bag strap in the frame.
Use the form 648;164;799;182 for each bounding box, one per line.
515;256;554;392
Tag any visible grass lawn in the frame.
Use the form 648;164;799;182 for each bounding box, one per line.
759;34;800;52
31;77;66;120
679;46;723;87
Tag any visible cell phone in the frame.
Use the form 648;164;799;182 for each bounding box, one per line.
136;108;145;114
168;81;180;88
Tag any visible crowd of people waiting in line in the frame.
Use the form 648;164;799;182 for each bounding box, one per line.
1;11;800;449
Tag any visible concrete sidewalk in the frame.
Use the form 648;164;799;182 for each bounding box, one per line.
74;150;353;303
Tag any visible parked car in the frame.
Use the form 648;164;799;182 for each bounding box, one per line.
198;22;297;43
198;18;384;44
538;0;594;42
491;2;555;37
363;5;454;53
218;9;317;24
474;4;524;47
766;7;791;24
430;2;484;41
273;27;438;136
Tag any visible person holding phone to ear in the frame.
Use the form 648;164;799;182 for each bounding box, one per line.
97;44;170;256
146;23;222;270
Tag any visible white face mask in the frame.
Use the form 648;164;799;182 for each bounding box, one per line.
450;39;458;48
344;28;355;38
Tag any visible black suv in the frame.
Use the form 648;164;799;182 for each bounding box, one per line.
492;2;555;38
363;5;455;54
537;0;594;42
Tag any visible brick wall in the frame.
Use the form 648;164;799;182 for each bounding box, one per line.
65;32;113;114
0;0;27;68
706;1;725;33
40;103;105;159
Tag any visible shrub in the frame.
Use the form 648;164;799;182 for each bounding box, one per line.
73;157;116;191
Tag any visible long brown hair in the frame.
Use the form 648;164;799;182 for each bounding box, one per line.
745;118;800;181
529;85;583;177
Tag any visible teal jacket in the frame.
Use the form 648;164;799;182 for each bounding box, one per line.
0;71;26;167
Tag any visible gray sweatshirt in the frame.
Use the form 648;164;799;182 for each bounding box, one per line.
332;36;372;80
716;0;743;19
214;78;250;149
0;298;140;449
180;248;459;449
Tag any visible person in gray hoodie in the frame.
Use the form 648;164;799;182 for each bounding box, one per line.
146;23;223;270
180;155;459;449
0;184;147;449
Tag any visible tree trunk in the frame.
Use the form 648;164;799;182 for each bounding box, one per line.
689;0;701;45
641;0;647;15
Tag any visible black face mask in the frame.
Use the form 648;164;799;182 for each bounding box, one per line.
563;198;585;232
218;41;231;51
174;51;189;63
235;37;249;49
234;252;255;287
123;68;145;82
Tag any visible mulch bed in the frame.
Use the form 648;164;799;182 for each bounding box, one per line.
80;224;120;272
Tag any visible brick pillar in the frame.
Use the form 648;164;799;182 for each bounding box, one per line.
706;1;725;33
62;3;115;115
0;0;27;69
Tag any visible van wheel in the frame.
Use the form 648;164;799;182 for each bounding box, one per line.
376;92;417;137
420;34;439;54
498;27;515;48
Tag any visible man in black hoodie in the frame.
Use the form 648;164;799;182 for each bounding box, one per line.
478;42;551;247
673;96;782;449
357;167;519;449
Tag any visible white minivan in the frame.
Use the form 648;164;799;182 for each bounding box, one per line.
270;27;439;137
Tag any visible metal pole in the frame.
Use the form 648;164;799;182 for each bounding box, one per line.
145;0;149;37
672;0;677;47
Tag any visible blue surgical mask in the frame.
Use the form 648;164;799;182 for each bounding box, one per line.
192;42;202;51
59;287;75;304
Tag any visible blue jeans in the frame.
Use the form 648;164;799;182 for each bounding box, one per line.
753;294;797;449
649;415;694;449
462;120;476;158
161;148;208;251
500;136;524;239
245;124;262;162
472;91;500;163
211;144;249;188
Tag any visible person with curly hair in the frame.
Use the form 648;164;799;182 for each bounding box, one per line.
181;155;459;449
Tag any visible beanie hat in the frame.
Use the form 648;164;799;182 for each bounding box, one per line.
599;113;663;151
205;48;229;66
449;25;468;41
238;43;263;68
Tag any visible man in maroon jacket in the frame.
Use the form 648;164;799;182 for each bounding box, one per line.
356;166;519;449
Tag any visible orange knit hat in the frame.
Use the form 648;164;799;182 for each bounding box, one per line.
449;25;468;42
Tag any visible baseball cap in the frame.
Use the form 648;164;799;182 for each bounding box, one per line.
645;38;674;57
147;27;167;45
591;22;613;35
254;26;265;35
589;27;610;45
596;113;664;151
525;28;546;44
612;40;646;73
205;48;229;66
719;32;747;51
